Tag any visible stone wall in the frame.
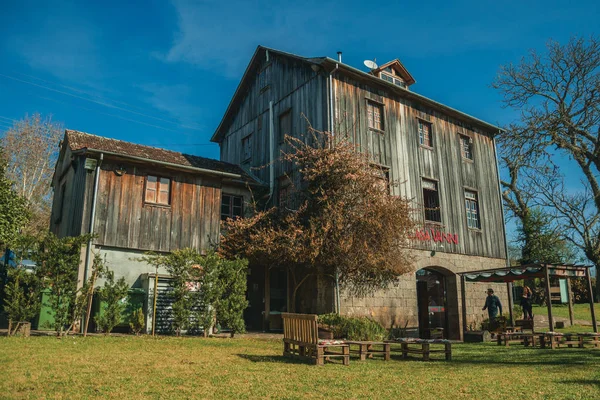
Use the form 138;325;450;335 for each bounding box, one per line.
339;249;508;340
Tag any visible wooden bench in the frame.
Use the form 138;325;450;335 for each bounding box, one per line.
282;313;350;366
553;332;600;349
346;341;391;361
386;338;452;361
577;332;600;348
496;332;541;347
540;332;564;349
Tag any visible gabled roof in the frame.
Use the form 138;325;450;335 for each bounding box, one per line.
64;129;259;181
211;46;502;143
211;45;324;143
372;59;416;86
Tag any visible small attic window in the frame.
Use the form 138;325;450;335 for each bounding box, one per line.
380;71;406;88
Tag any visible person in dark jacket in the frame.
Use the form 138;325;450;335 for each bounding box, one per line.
521;286;533;320
482;288;503;321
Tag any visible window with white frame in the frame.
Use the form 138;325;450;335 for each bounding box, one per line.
465;190;480;229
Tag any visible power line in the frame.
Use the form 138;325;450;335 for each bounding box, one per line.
36;95;187;134
13;72;172;117
0;72;202;131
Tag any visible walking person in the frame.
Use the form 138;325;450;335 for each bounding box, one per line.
482;288;503;322
521;286;533;320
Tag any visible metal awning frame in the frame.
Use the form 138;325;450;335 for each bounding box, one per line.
458;263;597;334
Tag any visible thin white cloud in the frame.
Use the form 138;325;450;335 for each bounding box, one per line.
9;20;100;82
160;0;339;77
137;83;204;131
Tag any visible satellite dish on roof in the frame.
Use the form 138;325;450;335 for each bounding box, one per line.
364;59;378;70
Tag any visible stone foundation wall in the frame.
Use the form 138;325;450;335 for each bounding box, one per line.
339;250;508;340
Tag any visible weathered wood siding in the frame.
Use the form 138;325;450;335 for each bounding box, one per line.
92;162;223;253
219;54;328;183
334;74;506;259
50;148;89;237
217;54;506;260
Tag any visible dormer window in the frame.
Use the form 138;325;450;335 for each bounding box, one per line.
373;59;415;89
379;72;406;88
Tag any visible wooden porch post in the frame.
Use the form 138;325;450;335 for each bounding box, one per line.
586;267;598;333
460;275;468;334
544;264;554;331
506;281;514;324
566;277;574;326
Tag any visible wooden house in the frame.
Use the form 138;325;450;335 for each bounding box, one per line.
212;46;508;339
50;130;257;333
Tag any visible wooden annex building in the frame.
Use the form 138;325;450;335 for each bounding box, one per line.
212;46;508;340
50;130;258;333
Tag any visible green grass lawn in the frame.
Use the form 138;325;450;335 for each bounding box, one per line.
532;303;597;322
1;336;600;400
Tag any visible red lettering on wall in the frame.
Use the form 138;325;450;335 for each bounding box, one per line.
414;229;459;245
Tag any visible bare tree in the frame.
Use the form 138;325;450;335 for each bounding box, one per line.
1;113;63;236
494;36;600;290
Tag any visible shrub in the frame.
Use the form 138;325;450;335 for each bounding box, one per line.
95;269;129;335
3;267;41;335
318;313;387;341
130;307;145;335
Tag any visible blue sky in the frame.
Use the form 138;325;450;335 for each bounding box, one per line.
0;0;598;243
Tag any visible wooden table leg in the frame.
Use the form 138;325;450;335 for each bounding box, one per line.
316;346;324;365
384;343;391;361
359;343;367;361
422;343;430;361
343;345;350;366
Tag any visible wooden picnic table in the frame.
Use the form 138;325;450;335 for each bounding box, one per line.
497;331;600;349
346;341;391;361
496;332;541;347
386;338;452;361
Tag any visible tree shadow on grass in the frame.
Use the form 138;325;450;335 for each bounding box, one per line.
450;347;600;367
560;379;600;388
236;354;308;365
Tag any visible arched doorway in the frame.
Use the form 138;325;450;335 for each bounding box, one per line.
416;268;449;339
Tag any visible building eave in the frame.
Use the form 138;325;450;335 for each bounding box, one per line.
318;57;502;133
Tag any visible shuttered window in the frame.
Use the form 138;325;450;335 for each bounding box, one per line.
367;101;384;131
258;64;271;91
145;175;170;206
422;179;441;222
419;120;432;147
465;190;480;229
242;134;252;161
221;194;243;220
279;110;292;143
